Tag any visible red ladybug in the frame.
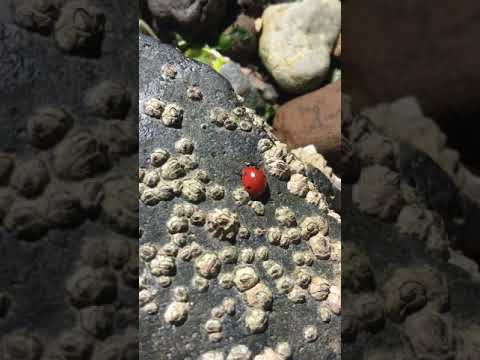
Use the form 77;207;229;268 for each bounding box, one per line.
242;165;267;198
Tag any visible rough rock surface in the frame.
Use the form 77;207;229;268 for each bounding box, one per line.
259;0;341;94
140;35;341;359
343;98;480;359
0;1;138;358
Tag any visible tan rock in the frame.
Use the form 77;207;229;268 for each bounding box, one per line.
273;81;340;162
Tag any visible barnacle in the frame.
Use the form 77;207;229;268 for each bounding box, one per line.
54;0;105;54
144;97;165;118
11;158;50;198
84;81;131;118
13;0;59;34
195;252;221;279
205;208;239;241
233;266;259;292
175;138;194;154
27;106;73;149
54;129;109;180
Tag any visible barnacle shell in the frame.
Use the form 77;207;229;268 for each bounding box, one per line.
161;64;177;80
54;0;105;53
161;158;185;180
218;272;234;289
181;178;206;203
66;267;117;307
275;276;294;294
172;286;189;302
303;326;318;342
45;187;84;228
205;208;239;241
140;243;157;261
232;187;250;205
166;216;189;234
54;129;109;180
288;286;307;303
204;319;222;333
239;248;255;264
266;227;282;245
294;268;312;288
327;285;341;315
382;266;448;322
239;120;252;132
402;308;455;360
27;106;73;149
308;234;331;260
238;226;251;239
245;308;268;334
175;138;194;154
227;345;252;360
265;159;290;180
257;138;273;153
144;97;165;118
249;201;265;216
4;201;47;241
287;174;309;197
190;209;206;226
308;276;330;301
98;120;137;158
11;158;50;198
164;301;189;325
102;179;137;236
162;103;184;127
150;255;176;276
343;244;375;293
300;216;328;239
195;252;221;279
243;282;273;310
192;275;209;292
206;184;225;200
186;86;203;101
284;227;302;245
305;190;327;209
219;246;238;264
177;155;198;171
84;81;131;118
288;159;306;175
263;260;284;279
150;148;169;167
13;0;59;33
255;246;269;260
233;266;259;292
209;107;230;127
352;165;403;219
275;207;296;227
193;169;210;183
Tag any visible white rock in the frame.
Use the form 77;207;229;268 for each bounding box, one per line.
259;0;341;94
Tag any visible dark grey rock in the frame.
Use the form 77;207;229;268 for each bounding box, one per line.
147;0;226;36
0;0;138;357
140;34;341;359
